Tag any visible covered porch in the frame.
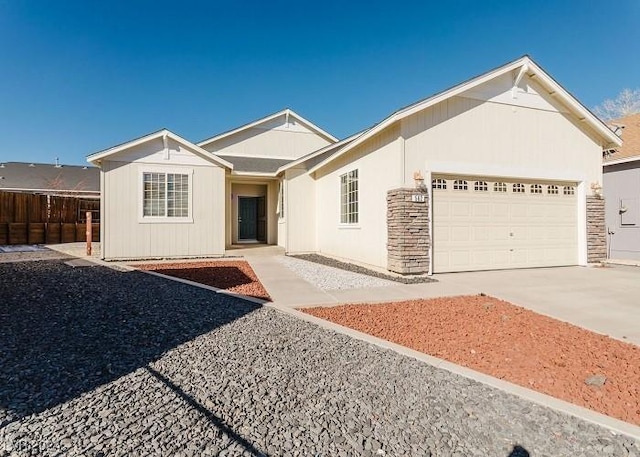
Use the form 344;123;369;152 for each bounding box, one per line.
225;176;280;248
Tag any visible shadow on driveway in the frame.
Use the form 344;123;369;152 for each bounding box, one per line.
0;259;261;427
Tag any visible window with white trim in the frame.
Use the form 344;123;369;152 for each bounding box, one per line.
513;183;526;193
143;172;189;218
340;169;358;224
432;178;447;190
453;180;468;190
547;185;559;195
563;186;575;195
531;184;543;194
494;182;507;193
474;181;488;192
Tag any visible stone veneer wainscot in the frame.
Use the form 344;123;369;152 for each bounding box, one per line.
387;188;430;274
586;195;606;263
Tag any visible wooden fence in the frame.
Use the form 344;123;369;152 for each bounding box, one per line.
0;191;100;245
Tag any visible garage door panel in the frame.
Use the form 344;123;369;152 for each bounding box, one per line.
433;175;578;273
452;202;471;217
472;226;492;241
492;203;509;218
472;203;491;217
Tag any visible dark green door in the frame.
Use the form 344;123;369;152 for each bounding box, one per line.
238;197;258;240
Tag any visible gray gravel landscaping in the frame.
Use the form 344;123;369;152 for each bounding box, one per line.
1;256;639;456
290;254;435;284
278;255;394;290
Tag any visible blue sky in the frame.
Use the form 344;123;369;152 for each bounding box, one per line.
1;1;638;165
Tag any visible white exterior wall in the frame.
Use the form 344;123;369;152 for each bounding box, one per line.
399;79;604;268
283;167;317;253
101;138;225;260
314;125;402;269
201;116;332;160
401;76;604;188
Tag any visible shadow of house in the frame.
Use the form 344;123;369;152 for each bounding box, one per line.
0;260;261;426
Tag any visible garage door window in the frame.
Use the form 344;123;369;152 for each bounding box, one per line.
513;183;525;193
563;186;575;195
531;184;543;194
494;182;507;193
453;180;468;191
432;178;447;189
548;185;559;195
474;181;488;192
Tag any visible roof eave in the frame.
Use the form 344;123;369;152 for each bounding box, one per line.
197;108;338;148
308;56;623;174
87;129;234;170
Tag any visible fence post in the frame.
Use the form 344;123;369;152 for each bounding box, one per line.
86;212;92;256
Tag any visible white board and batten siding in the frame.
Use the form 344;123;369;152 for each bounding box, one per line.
101;137;225;260
313;125;402;270
398;72;605;272
432;176;578;273
201;115;332;160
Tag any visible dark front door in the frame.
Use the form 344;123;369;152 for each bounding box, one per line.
238;197;258;240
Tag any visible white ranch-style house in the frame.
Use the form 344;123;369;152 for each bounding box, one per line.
88;56;621;274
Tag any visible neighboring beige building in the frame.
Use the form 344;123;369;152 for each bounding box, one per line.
88;56;621;273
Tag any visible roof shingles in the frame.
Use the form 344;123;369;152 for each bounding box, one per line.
0;162;99;193
605;113;640;162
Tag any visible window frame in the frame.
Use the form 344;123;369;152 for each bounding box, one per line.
474;181;488;192
138;167;194;224
277;179;285;220
494;182;507;193
432;178;447;190
453;179;468;191
339;169;359;226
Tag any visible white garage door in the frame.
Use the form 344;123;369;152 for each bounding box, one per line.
432;175;578;273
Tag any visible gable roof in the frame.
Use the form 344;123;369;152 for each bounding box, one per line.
309;55;623;175
0;161;100;194
604;112;640;165
218;155;292;175
87;129;233;169
197;108;338;148
276;130;366;174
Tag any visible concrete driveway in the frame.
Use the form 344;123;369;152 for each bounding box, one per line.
247;251;640;346
432;265;640;346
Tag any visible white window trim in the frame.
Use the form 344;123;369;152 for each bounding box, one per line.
339;168;360;226
138;166;194;224
277;180;285;221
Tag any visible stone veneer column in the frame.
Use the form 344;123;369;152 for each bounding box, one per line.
586;195;606;263
387;188;430;274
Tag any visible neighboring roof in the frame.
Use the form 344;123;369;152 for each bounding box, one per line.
197;108;338;148
604;112;640;165
87;129;233;169
309;55;623;175
218;155;292;175
0;162;99;193
276;130;366;174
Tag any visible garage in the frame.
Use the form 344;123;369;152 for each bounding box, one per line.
432;175;578;273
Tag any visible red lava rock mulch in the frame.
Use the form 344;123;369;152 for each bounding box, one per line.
136;260;271;301
303;295;640;426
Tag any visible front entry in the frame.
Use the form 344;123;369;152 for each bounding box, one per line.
238;196;266;242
